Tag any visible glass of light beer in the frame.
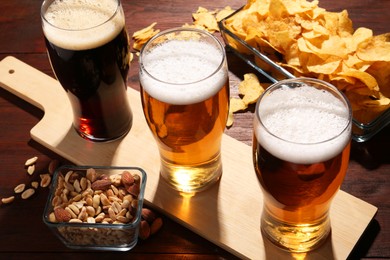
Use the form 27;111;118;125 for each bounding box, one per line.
139;28;229;193
41;0;132;142
253;78;352;252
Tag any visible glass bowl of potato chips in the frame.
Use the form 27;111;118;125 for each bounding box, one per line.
219;1;390;142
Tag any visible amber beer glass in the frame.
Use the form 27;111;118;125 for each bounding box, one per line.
41;0;132;141
139;28;229;193
253;78;352;252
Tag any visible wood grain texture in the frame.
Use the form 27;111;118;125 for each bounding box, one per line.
0;0;389;259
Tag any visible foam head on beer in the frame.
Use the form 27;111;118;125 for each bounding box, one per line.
254;82;352;165
42;0;125;50
139;36;228;105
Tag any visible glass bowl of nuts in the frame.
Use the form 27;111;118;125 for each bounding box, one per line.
43;165;147;251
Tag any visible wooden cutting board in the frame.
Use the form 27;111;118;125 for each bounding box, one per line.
0;56;377;259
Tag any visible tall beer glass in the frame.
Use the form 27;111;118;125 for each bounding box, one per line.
139;28;229;193
253;78;352;252
41;0;132;142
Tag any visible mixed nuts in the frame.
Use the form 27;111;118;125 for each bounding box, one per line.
48;168;141;224
1;156;163;246
47;167;152;247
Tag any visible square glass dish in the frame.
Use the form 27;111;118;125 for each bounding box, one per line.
219;7;390;142
43;165;147;251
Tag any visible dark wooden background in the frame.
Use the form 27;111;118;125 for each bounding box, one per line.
0;0;389;259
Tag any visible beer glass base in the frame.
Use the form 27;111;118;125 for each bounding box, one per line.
160;155;222;193
75;120;132;143
261;210;330;253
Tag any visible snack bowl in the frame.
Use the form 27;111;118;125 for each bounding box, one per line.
43;165;147;251
219;7;390;142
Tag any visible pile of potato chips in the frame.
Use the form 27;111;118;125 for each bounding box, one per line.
131;0;389;127
223;0;390;124
131;6;235;51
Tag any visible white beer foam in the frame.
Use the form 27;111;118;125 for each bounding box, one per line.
140;39;228;105
254;85;351;164
42;0;124;50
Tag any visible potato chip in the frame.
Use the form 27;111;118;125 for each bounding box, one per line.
306;56;341;75
216;6;235;22
192;7;219;33
129;52;134;63
346;27;373;53
226;97;247;127
226;73;269;126
182;23;207;31
226;111;235;127
230;97;248;113
132;22;160;51
339;70;379;91
367;61;390;97
185;6;237;34
239;73;265;105
357;33;390;62
223;0;390;123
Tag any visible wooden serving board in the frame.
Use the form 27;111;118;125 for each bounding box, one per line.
0;56;377;259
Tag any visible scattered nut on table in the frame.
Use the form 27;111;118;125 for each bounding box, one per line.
31;181;39;189
1;196;15;204
150;217;163;235
14;183;26;194
139;220;151;240
27;164;35;175
48;159;59;175
40;174;51;188
4;158;162;244
139;207;163;239
21;188;35;199
25;156;38;167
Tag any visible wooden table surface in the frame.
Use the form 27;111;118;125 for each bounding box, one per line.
0;0;389;259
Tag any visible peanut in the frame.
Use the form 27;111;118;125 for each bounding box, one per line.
25;156;38;166
86;168;97;182
80;177;88;190
68;204;80;215
21;188;35;199
73;179;81;192
27;165;35;175
40;174;51;188
64;170;74;184
31;181;39;189
1;196;15;204
92;194;100;209
14;183;26;194
69;218;82;223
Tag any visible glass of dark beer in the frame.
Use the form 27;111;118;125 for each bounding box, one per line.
139;28;229;193
253;78;352;252
41;0;132;142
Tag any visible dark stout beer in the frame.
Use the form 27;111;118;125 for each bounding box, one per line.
41;0;132;141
